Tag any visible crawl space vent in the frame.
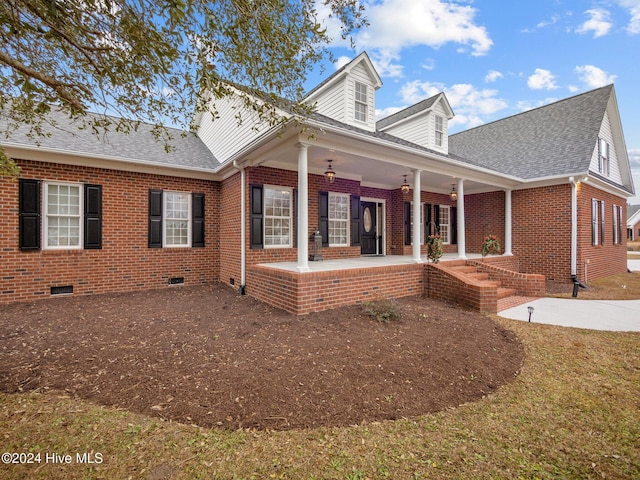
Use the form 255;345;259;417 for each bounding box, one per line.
51;285;74;295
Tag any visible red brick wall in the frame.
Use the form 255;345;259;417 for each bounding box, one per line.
465;191;506;254
511;185;572;282
247;263;424;314
424;262;498;313
220;171;242;288
0;160;220;304
576;182;628;283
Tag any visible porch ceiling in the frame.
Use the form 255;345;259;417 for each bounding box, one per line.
241;125;522;195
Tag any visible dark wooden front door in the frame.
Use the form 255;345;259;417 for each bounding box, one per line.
361;201;377;255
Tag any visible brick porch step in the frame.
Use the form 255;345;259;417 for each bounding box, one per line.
450;265;477;274
467;272;490;281
497;287;517;299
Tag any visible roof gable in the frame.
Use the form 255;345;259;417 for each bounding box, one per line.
449;85;617;180
304;52;382;102
376;92;453;130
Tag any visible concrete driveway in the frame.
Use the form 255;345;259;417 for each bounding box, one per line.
499;259;640;332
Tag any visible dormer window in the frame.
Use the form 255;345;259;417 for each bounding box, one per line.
598;137;610;176
435;115;444;147
355;82;368;122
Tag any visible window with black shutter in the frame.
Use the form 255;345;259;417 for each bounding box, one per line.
84;184;102;249
250;184;264;249
404;202;411;245
192;193;205;247
318;191;329;247
18;179;41;250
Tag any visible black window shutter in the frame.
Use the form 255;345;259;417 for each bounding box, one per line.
19;179;41;250
318;191;329;247
148;189;163;248
192;192;205;247
84;184;102;249
424;203;432;237
350;195;361;246
451;206;458;245
250;184;263;249
404;202;411;245
600;201;605;245
434;205;441;233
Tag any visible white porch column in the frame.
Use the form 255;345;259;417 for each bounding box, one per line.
504;189;513;255
296;143;311;272
412;169;423;263
456;178;467;259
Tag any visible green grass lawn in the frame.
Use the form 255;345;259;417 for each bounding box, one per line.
2;316;639;479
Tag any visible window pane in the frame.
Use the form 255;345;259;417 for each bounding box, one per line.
45;183;81;248
264;187;292;247
328;194;349;245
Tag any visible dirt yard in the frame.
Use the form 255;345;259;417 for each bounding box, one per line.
0;285;523;430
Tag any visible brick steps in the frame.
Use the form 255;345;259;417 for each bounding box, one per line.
447;264;519;306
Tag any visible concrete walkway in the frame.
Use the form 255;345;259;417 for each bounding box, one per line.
499;259;640;332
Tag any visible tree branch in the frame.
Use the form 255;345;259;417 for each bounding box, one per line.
0;51;85;111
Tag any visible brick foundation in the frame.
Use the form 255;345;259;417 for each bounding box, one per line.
247;263;424;315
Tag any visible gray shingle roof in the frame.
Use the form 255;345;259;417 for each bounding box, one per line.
1;108;219;170
449;85;613;179
628;204;640;222
376;94;439;130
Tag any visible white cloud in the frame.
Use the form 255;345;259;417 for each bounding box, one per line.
527;68;558;90
575;65;617;88
369;50;404;78
356;0;493;57
576;8;613;37
375;106;404;120
629;148;640;170
516;98;559;112
615;0;640;33
334;56;352;70
397;80;507;130
485;70;503;83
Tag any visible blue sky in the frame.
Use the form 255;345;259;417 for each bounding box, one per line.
307;0;640;203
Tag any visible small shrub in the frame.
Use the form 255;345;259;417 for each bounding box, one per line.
363;298;402;323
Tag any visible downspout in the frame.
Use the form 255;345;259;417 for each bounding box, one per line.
233;160;247;294
569;177;577;277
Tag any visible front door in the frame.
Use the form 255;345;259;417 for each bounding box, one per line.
361;201;377;255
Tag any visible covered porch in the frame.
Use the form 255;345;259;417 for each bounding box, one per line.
246;253;545;315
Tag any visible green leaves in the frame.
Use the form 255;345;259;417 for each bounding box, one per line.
0;0;366;163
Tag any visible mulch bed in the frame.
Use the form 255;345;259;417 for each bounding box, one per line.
0;285;523;430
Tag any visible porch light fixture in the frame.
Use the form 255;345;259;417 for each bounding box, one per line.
324;159;336;183
449;184;458;201
401;175;410;194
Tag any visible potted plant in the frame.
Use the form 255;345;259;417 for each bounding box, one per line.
427;234;443;263
482;235;501;258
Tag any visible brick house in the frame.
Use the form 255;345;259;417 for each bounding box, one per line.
1;52;635;313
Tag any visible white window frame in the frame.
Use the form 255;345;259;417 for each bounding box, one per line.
263;185;293;249
163;191;192;248
328;192;350;247
439;205;451;245
354;82;368;123
43;181;83;250
435;115;444;147
599;138;610;176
